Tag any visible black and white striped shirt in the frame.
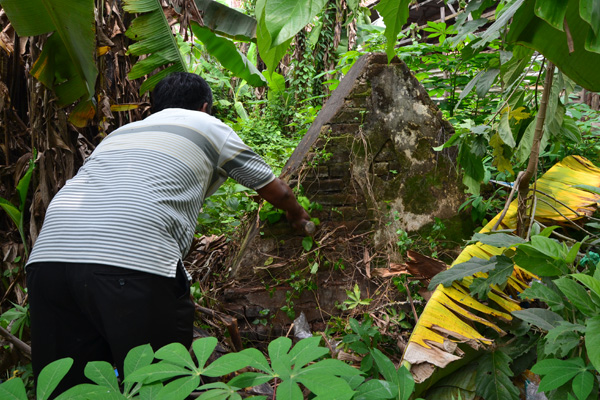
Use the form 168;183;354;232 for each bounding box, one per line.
28;108;275;277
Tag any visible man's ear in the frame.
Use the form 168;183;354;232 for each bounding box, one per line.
200;103;209;113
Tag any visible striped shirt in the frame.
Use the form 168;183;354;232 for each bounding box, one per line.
28;108;275;277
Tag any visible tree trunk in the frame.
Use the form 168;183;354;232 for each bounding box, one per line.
516;61;554;237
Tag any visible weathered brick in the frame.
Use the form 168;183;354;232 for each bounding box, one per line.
329;163;351;178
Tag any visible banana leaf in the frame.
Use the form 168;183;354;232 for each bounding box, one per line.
508;0;600;91
123;0;188;95
1;0;97;105
403;155;600;386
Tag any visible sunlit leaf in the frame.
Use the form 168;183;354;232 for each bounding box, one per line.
375;0;411;62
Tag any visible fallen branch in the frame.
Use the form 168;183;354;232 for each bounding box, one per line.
0;325;31;359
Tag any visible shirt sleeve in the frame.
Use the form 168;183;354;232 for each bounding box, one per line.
219;131;275;190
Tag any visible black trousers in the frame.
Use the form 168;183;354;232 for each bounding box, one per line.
26;261;194;397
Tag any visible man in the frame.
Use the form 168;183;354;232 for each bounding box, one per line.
26;72;310;395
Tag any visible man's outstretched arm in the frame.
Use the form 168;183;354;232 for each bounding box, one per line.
256;178;311;231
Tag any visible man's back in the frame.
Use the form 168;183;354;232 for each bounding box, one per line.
28;108;274;277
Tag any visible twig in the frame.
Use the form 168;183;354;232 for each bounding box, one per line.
492;171;524;231
404;282;419;323
0;325;31;359
536;197;597;237
525;192;538;241
535;222;577;244
194;303;243;352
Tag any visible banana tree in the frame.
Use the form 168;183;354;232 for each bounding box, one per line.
404;155;600;396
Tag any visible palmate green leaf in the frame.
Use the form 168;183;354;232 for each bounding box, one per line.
192;337;218;372
54;384;121;400
514;245;567;277
470;260;514;299
1;0;97;105
84;361;120;393
470;232;526;248
375;0;411;62
227;372;272;389
37;358;73;400
475;351;519;400
236;348;272;374
276;379;303;400
123;344;154;395
428;256;510;290
264;0;328;47
298;359;360;378
572;371;594;400
544;321;583;357
123;0;187;94
203;352;253;378
554;277;599;316
0;377;27;400
288;336;329;368
519;281;565;311
512;308;564;331
534;0;567;31
156;375;200;400
353;380;396;400
124;363;190;384
155;342;195;370
584;316;600;372
296;374;355;400
571;273;600;301
532;358;585;392
508;0;600;91
191;25;266;87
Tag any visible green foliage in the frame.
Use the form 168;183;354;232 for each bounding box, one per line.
0;302;29;339
1;0;97;105
340;285;373;311
0;154;36;257
123;0;188;94
475;351;520;400
2;336;403;400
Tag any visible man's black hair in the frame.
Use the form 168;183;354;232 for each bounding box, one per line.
151;72;213;114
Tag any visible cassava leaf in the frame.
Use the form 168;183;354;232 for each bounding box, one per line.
475;351;519;400
519;281;565;311
512;308;564;331
37;358;74;400
585;316;600;372
429;256;511;290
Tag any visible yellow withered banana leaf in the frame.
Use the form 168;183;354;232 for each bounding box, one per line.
403;156;600;384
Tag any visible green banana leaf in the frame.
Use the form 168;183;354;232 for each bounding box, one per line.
193;0;257;42
123;0;188;95
508;0;600;91
191;25;266;87
1;0;97;105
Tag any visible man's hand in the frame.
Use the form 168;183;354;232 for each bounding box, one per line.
256;178;311;233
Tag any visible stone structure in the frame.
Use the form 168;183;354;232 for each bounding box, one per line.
221;53;471;336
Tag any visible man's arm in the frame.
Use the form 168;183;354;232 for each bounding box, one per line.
256;178;311;231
